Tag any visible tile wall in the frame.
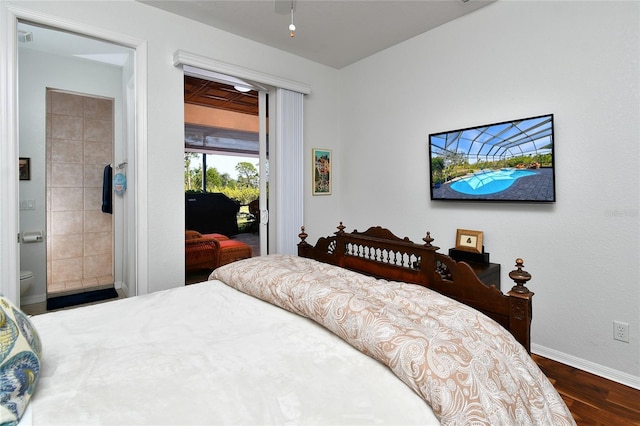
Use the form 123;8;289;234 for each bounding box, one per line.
46;90;114;295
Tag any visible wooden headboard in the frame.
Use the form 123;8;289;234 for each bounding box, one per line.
298;223;534;353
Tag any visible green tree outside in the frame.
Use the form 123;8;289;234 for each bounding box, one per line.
185;154;259;205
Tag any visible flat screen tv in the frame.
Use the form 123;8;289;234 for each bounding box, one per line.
429;114;555;202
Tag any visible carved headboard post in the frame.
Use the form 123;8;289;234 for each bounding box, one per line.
422;231;435;248
507;259;534;353
298;224;342;266
298;226;309;247
297;226;311;257
418;231;440;285
333;223;348;268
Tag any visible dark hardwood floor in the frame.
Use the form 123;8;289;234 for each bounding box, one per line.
533;354;640;425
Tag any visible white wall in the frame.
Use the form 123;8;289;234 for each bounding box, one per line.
338;1;639;386
18;48;125;304
3;0;341;294
4;0;638;388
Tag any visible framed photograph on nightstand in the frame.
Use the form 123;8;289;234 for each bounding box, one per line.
455;229;483;253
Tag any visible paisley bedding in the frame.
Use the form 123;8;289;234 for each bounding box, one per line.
212;255;575;426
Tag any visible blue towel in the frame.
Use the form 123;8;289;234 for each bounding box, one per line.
101;165;112;214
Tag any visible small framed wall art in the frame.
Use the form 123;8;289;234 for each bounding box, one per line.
19;157;30;180
312;148;332;195
455;228;484;253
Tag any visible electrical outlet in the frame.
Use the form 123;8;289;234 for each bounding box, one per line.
613;321;629;343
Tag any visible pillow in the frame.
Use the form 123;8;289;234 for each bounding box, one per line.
0;295;42;426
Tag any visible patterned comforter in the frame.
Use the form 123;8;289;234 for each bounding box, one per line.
212;255;575;426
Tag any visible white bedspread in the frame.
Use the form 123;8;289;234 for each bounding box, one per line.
29;279;438;425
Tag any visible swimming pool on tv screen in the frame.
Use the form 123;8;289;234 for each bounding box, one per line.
450;169;536;196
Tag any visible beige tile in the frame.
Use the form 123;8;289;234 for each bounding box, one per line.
82;277;98;287
46;215;51;247
84;118;113;143
84;97;112;120
84;231;112;256
47;281;65;294
51;162;83;188
84;210;112;233
51;114;83;140
46;93;115;297
46;137;52;162
97;275;114;286
84;164;106;188
50;234;83;260
50;211;83;236
50;187;83;212
84;254;113;278
64;280;84;291
84;141;113;166
46;113;51;135
51;257;83;283
84;187;103;211
50;91;83;117
51;139;83;164
46;161;51;188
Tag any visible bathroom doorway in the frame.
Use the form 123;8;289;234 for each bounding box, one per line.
15;19;138;306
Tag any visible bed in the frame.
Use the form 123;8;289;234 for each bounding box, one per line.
297;223;535;353
1;224;575;426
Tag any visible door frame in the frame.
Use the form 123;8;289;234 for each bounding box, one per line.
182;80;269;257
175;51;310;257
258;90;269;252
0;5;149;303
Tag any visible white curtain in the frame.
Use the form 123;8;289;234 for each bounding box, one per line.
274;88;304;255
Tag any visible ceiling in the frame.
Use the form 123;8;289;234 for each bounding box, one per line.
17;22;133;67
138;0;494;69
18;1;495;115
17;22;257;115
185;76;259;115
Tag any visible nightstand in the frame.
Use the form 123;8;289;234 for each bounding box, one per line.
448;248;501;290
467;261;501;290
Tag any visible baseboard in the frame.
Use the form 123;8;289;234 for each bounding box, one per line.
20;293;46;306
116;280;130;297
532;343;640;390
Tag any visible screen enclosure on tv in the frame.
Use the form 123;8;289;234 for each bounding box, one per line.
429;114;555;202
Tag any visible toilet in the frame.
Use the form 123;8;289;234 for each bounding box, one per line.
20;270;34;296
